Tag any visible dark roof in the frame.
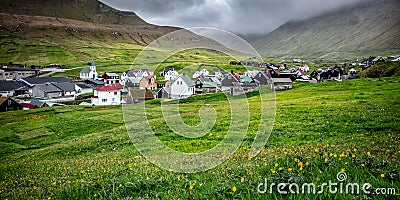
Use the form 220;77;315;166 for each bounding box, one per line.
76;82;93;89
163;67;174;73
0;80;28;91
53;82;76;92
84;79;105;85
35;83;63;93
22;77;70;85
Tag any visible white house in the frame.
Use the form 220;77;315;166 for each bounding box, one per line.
75;82;93;95
165;70;179;81
80;61;98;79
192;69;210;79
170;75;195;99
102;72;120;86
91;83;123;106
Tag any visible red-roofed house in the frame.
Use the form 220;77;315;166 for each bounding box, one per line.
91;84;122;106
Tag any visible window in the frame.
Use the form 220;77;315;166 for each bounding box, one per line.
114;92;118;95
102;99;107;103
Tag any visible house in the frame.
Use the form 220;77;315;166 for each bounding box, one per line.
160;67;175;76
75;82;93;95
268;78;293;91
0;67;39;80
157;87;171;99
372;56;385;64
80;61;98;79
192;69;210;79
253;71;270;86
170;75;195;99
125;77;142;88
164;70;179;81
0;80;29;97
126;89;155;104
221;72;241;91
102;73;120;85
194;78;218;94
346;68;359;79
139;76;157;90
0;96;22;112
32;83;63;98
53;82;76;97
230;82;259;96
91;83;122;105
84;79;105;88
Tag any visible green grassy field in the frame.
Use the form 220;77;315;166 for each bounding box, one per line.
0;77;399;199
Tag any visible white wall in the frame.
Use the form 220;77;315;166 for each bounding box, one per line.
92;90;121;105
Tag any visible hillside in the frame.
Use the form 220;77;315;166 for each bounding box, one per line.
1;78;399;198
248;0;400;61
0;0;180;67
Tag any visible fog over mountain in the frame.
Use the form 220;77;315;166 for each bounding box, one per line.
100;0;361;35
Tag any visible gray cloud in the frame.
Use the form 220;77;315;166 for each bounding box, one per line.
100;0;361;35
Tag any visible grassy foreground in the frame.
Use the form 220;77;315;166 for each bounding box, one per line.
0;78;399;199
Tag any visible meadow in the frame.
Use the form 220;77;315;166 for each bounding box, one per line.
0;77;399;199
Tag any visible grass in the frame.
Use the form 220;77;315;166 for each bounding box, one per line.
0;77;399;199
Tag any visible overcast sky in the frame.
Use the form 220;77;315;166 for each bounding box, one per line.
100;0;360;35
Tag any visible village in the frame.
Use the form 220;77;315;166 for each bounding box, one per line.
0;55;398;112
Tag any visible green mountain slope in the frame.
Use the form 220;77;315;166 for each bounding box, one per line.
0;0;180;67
248;0;400;60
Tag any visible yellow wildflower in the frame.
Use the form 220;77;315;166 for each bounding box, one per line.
189;184;194;190
367;152;371;157
381;174;385;178
241;177;245;183
275;163;279;167
232;186;237;192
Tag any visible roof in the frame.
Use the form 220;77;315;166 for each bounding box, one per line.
91;61;96;66
232;73;241;82
80;67;91;74
22;77;70;85
0;96;9;105
128;89;155;100
163;67;174;73
179;75;195;87
271;78;293;83
53;82;76;92
202;82;217;88
84;79;104;85
106;73;119;77
240;75;253;83
0;80;28;91
21;103;36;109
94;84;122;92
76;82;93;89
30;100;47;108
160;87;171;94
35;83;63;93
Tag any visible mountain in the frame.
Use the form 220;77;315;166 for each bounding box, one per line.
0;0;181;66
248;0;400;60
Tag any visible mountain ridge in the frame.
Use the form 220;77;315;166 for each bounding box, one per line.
247;0;400;60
